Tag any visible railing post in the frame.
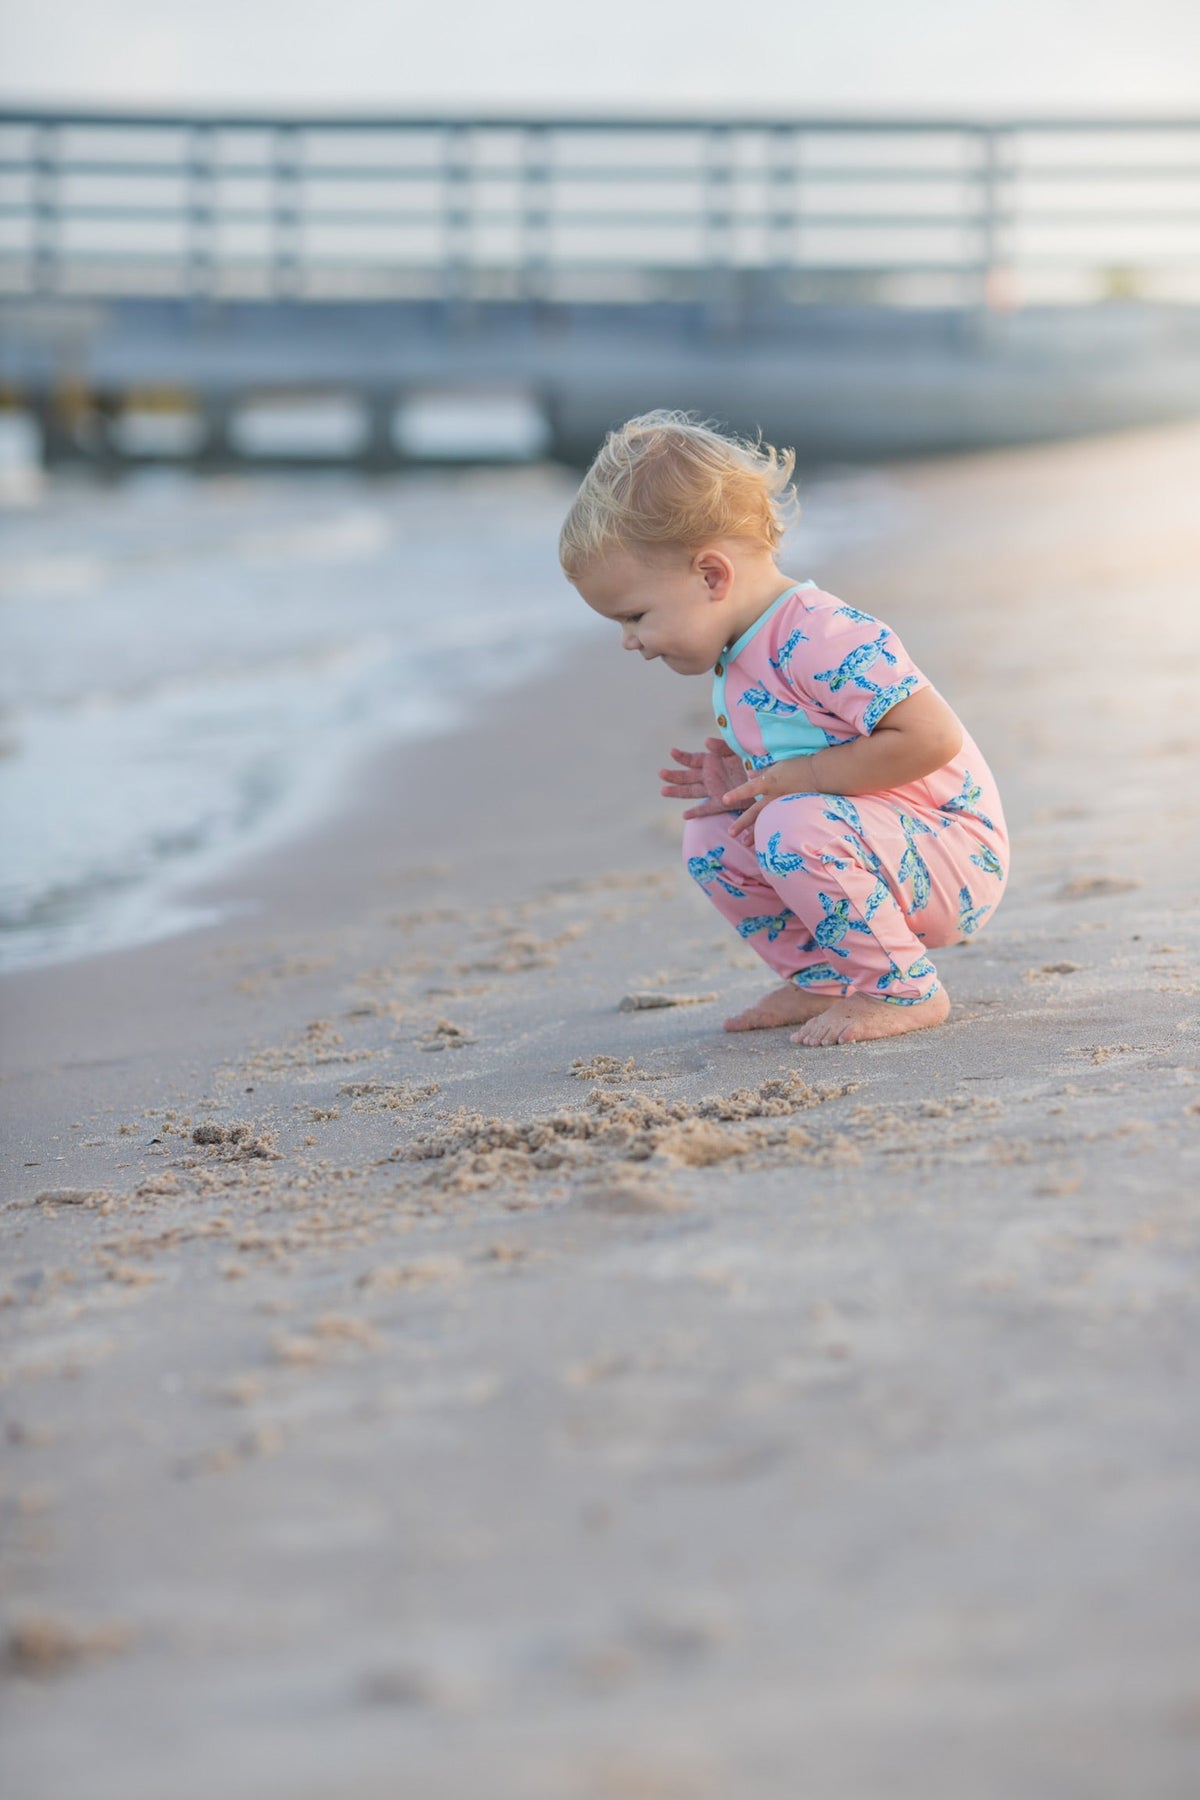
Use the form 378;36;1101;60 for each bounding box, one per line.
187;123;218;300
521;123;552;315
271;124;303;300
443;122;474;335
702;124;738;342
975;124;1014;314
767;124;801;311
32;120;60;296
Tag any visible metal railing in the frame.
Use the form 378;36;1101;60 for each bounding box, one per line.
1;108;1198;309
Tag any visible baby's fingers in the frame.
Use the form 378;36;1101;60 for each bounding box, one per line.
729;799;767;839
668;745;704;767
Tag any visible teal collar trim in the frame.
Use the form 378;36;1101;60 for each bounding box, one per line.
723;580;814;663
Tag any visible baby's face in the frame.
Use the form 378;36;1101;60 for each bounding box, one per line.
574;550;731;676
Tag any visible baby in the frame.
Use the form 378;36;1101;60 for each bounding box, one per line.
559;409;1009;1047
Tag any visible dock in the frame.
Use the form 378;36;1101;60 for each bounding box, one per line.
1;107;1198;468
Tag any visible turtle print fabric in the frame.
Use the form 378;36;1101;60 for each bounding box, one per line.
685;582;1009;1005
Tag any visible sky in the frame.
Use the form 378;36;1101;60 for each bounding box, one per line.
1;0;1198;115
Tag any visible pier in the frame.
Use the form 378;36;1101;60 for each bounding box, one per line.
1;107;1198;467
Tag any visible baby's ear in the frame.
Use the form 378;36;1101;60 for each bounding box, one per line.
692;545;734;593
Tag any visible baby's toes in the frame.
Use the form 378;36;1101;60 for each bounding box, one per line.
794;1012;842;1047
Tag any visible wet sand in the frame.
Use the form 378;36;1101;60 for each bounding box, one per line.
2;419;1200;1799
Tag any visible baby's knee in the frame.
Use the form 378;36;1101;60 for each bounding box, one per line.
751;792;827;858
682;813;742;886
681;814;725;867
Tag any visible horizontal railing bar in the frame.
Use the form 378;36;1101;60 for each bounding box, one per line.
1000;210;1200;224
0;160;1004;183
1011;163;1200;180
3;157;1200;187
6;248;1199;273
0;204;991;226
3;201;1197;232
2;107;1198;131
0;248;990;270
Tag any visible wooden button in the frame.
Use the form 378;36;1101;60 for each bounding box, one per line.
716;713;727;727
744;758;752;769
714;661;724;676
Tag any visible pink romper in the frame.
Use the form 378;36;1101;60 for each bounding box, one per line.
682;580;1009;1005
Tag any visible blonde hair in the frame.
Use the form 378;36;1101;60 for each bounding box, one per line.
558;407;801;582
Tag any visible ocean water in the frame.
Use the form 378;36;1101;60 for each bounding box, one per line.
0;444;909;972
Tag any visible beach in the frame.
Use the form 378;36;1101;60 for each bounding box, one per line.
2;417;1199;1798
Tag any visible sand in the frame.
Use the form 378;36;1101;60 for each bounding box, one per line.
2;418;1199;1800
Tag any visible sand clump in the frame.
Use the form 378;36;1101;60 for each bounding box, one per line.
651;1116;807;1168
7;1615;132;1676
339;1079;440;1113
191;1122;281;1161
136;1172;185;1197
1084;1044;1136;1066
417;1019;476;1053
32;1188;111;1209
312;1313;381;1348
458;921;586;975
100;1259;158;1287
394;1072;857;1197
618;991;718;1011
242;1018;378;1077
570;1055;665;1084
357;1256;466;1291
1024;961;1084;981
1056;876;1141;901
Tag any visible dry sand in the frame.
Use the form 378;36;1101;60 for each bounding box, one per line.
2;418;1199;1800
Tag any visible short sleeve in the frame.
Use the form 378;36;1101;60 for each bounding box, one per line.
779;598;931;736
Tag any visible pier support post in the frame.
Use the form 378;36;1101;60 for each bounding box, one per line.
33;397;66;469
197;393;235;469
362;391;399;471
33;387;81;469
91;393;124;474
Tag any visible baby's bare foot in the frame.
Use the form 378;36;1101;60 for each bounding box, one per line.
790;985;950;1047
724;982;838;1032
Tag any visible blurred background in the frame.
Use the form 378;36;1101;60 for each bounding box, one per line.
1;0;1198;972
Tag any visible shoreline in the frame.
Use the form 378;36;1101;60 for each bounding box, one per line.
0;451;610;984
2;417;1199;1799
0;450;904;986
0;607;680;1200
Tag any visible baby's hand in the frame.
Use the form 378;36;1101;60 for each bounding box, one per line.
659;738;747;819
723;759;819;840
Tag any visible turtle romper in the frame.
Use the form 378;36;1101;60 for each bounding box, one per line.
683;580;1009;1006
